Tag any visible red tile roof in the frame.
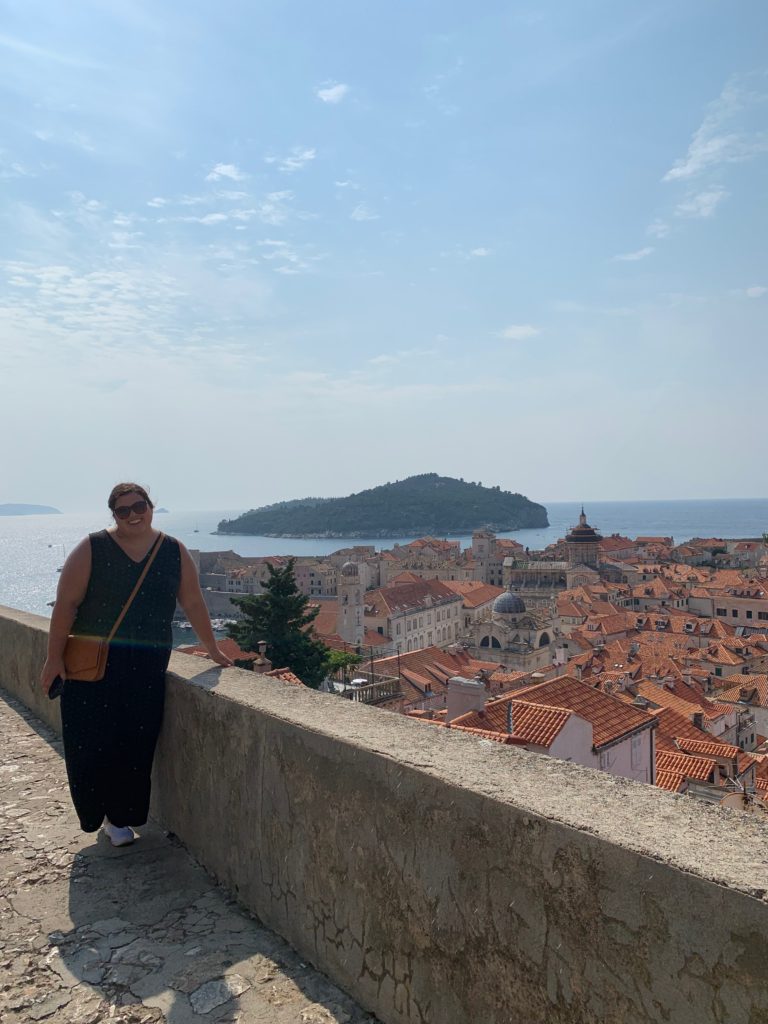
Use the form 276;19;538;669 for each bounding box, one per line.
716;676;768;707
441;580;505;608
457;674;656;749
656;750;716;782
507;702;573;747
655;770;686;793
365;579;463;616
265;667;305;687
674;736;741;759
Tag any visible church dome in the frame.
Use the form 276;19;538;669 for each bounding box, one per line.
341;561;359;577
493;589;526;615
566;507;603;544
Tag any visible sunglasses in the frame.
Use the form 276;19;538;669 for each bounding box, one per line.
114;500;149;519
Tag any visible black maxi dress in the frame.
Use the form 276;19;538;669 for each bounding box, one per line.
60;530;181;832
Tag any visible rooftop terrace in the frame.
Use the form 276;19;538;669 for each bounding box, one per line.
4;604;768;1023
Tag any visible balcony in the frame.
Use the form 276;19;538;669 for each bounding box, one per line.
3;604;768;1023
338;675;402;705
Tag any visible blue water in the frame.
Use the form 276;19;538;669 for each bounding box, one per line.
1;499;766;617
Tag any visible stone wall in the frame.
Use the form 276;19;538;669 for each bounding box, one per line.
3;604;768;1024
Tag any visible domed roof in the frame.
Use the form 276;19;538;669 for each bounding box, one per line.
340;561;359;577
493;589;526;615
566;507;603;544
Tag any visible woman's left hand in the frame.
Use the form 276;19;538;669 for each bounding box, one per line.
206;645;234;668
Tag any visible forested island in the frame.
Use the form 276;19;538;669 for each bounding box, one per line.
217;474;548;538
0;503;61;516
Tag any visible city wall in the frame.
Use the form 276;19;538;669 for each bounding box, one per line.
3;604;768;1024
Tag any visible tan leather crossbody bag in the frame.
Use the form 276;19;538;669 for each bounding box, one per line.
63;533;164;682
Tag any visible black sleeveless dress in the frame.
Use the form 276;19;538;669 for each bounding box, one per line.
60;530;181;832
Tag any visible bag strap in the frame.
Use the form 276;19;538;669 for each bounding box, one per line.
105;533;165;643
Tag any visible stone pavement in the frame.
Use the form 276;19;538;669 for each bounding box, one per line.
0;691;379;1024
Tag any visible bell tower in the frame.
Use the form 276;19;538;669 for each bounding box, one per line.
337;561;364;646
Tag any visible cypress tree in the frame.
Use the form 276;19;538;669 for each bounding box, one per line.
228;558;329;689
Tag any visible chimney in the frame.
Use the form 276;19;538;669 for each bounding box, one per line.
692;711;704;731
258;640;267;656
506;701;514;735
446;675;487;723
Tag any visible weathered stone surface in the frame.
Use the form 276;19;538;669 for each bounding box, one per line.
8;603;768;1023
189;974;250;1014
0;683;376;1024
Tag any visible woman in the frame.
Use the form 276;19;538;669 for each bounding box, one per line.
39;483;232;847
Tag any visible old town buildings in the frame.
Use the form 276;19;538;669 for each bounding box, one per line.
188;510;768;811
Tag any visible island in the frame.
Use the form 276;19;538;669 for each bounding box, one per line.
217;473;548;538
155;508;170;513
0;504;61;516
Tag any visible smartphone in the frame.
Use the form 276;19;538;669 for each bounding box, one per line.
48;676;65;700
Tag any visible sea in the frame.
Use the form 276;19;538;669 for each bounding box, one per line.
1;499;767;620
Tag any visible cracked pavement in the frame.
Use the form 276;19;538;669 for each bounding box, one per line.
0;691;379;1024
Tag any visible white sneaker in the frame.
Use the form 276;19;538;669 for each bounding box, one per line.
103;820;137;847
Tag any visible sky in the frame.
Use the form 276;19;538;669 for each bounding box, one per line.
1;0;766;512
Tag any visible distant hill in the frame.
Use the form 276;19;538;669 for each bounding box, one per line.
0;503;61;516
217;474;548;538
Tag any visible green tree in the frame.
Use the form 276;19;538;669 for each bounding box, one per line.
228;559;329;689
325;648;363;685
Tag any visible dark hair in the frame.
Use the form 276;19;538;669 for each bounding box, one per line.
108;482;154;511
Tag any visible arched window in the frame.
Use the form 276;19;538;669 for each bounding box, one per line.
491;636;501;649
480;636;490;647
539;632;551;647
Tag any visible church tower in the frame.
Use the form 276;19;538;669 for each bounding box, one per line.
337;561;364;647
565;507;603;568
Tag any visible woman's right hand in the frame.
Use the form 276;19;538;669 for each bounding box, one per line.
40;658;66;694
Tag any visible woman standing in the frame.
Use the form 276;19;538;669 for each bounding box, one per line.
39;483;232;847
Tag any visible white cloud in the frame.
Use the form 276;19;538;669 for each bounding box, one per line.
175;212;229;225
0;31;107;70
256;191;295;225
746;286;767;298
108;231;143;250
674;187;728;218
469;247;492;257
265;147;316;173
350;203;379;222
205;163;247;182
646;219;669;239
664;74;768;182
0;150;31;179
613;246;654;262
498;324;540;341
316;83;349;104
147;197;168;208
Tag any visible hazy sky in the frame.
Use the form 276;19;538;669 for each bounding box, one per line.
1;1;766;512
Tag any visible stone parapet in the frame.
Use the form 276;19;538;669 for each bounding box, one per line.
3;604;768;1023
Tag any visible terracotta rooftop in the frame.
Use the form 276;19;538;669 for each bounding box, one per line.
716;676;768;707
656;750;716;783
456;674;656;750
441;580;505;608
